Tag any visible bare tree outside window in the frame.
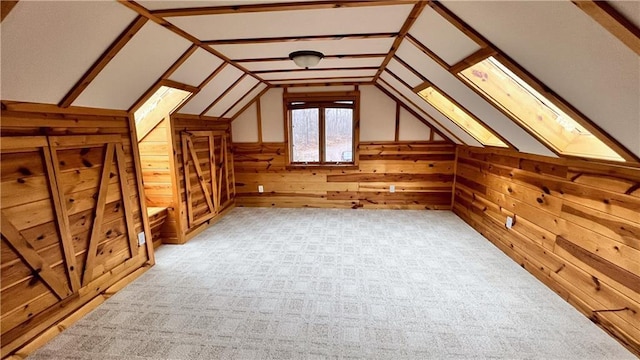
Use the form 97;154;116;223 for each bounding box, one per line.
325;108;353;162
291;108;319;162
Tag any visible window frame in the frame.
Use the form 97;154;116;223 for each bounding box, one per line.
284;90;360;169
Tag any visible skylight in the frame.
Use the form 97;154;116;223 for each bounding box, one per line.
134;86;192;124
417;86;508;148
459;57;624;162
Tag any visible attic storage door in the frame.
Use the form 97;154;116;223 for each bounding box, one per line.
0;135;138;342
181;131;234;228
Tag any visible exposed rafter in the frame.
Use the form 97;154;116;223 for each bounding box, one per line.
233;53;387;63
572;0;640;56
373;1;427;82
204;32;397;45
58;16;148;108
200;74;248;116
220;82;263;118
1;1;19;22
151;1;419;17
254;66;379;74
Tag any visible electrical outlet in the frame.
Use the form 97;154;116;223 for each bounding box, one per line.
137;232;146;246
258;185;264;193
505;216;514;229
389;185;395;193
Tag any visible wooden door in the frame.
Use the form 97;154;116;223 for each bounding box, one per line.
1;135;139;339
181;131;235;228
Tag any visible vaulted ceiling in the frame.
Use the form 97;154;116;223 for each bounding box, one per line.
1;1;639;162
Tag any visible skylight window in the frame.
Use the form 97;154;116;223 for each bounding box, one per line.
459;57;624;162
417;86;508;148
134;86;192;125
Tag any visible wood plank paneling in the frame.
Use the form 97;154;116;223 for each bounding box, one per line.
453;146;640;355
234;141;455;209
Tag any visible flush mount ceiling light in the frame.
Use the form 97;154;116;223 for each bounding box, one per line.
289;50;324;69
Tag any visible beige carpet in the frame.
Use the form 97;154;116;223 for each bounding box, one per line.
29;208;634;359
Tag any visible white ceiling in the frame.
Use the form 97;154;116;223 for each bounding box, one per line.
179;65;244;115
169;48;225;87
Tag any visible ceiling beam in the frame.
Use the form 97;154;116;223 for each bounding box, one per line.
373;1;427;82
117;1;267;85
267;75;374;82
152;1;419;17
58;16;148;108
404;33;451;71
274;81;372;88
233;53;387;63
172;62;228;114
1;1;19;22
204;32;397;45
200;74;248;116
572;0;640;56
220;82;263;118
254;66;379;74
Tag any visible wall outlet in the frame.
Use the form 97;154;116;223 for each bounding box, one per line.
505;216;514;229
389;185;395;193
258;185;264;193
137;232;146;246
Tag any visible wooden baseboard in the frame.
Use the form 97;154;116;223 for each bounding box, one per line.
3;263;152;360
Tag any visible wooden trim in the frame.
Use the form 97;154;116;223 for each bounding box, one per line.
42;145;81;293
232;53;387;63
162;44;199;79
256;94;263;144
0;136;48;151
174;63;228;115
186;136;216;213
48;134;121;148
181;133;194;226
449;47;497;74
375;79;461;144
220;82;262;119
209;135;219;213
204;32;396;45
1;101;129;117
392;55;428;83
1;1;19;22
572;0;640;56
404;33;451;71
81;143;115;285
394;101;400;142
255;67;378;74
58;16;148;108
230;85;271;121
270;75;373;82
126;114;155;265
160;79;199;94
0;214;72;299
200;74;248;116
384;68;418;94
151;1;419;17
274;81;373;88
114;143;139;258
373;1;427;82
117;1;265;84
427;1;489;48
128;79;197;116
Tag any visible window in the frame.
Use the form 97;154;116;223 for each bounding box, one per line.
134;85;192;141
417;86;508;148
458;56;625;162
286;92;358;166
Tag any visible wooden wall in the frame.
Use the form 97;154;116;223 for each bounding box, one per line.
0;105;153;357
138;118;172;208
169;115;235;244
453;146;640;354
234;142;455;209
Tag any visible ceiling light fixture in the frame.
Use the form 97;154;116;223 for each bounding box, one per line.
289;50;324;69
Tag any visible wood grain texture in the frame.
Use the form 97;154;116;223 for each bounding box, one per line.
452;146;640;356
234;141;454;209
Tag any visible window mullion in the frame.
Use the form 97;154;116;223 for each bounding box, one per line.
319;106;326;164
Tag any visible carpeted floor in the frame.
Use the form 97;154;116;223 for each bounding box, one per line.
30;208;634;359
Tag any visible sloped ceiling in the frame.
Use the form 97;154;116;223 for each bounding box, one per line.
1;0;638;161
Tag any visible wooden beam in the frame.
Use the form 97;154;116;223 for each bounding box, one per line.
1;1;19;22
256;96;263;143
449;47;497;74
232;53;387;63
152;1;419;17
274;81;372;88
200;74;248;116
404;33;452;71
373;1;427;82
392;55;428;83
172;62;227;114
220;82;263;118
254;66;379;74
204;32;397;45
269;75;373;83
394;102;400;142
427;1;489;48
384;68;415;92
375;79;461;144
58;16;148;108
572;1;640;56
117;1;265;84
114;143;139;259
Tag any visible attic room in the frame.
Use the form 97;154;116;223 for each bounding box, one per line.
1;0;639;358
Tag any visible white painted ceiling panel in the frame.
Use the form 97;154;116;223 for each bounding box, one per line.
168;48;224;87
399;107;431;142
395;41;556;156
441;0;639;157
243;57;384;72
386;58;423;88
1;1;136;104
206;77;260;117
73;21;191;110
179;65;244;114
379;73;479;147
609;1;640;29
213;38;395;60
260;69;376;81
269;78;373;85
168;5;413;40
139;0;321;11
226;83;269;119
408;7;481;65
